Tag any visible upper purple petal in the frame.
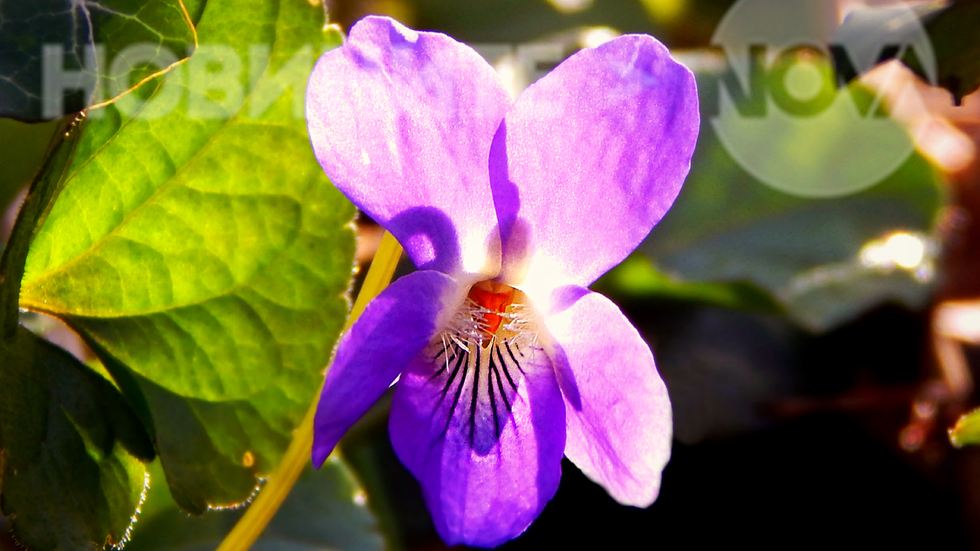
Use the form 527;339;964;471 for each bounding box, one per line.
313;270;460;467
390;332;565;547
489;35;699;290
544;287;671;506
306;16;511;277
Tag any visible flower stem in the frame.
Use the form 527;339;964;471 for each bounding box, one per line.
215;230;403;551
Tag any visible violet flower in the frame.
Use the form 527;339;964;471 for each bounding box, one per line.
306;16;699;547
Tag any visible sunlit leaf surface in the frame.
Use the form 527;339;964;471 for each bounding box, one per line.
18;0;354;515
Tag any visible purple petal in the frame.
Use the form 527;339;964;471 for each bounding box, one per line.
544;287;671;506
313;270;460;467
390;334;565;547
307;16;511;277
489;35;699;289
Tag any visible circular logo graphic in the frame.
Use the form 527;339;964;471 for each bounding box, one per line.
710;0;937;197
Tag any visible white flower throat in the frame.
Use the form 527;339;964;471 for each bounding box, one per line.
426;281;543;451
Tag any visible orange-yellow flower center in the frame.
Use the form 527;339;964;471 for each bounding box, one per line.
463;280;532;346
467;281;515;336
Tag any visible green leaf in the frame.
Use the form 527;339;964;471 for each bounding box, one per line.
18;0;355;514
125;458;386;551
639;72;945;332
0;0;197;120
950;408;980;448
0;326;154;550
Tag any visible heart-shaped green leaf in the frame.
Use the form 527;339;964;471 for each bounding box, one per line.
18;0;354;514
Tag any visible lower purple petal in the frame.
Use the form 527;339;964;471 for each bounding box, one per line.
313;270;459;467
390;334;565;547
544;288;671;507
